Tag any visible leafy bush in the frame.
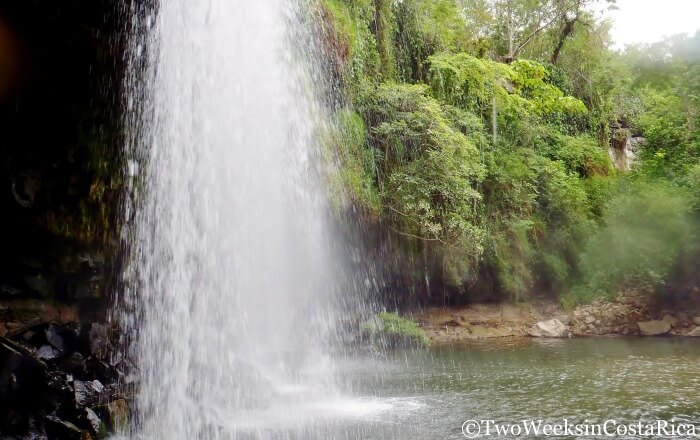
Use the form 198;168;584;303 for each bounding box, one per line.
364;83;486;278
428;54;586;126
535;133;613;178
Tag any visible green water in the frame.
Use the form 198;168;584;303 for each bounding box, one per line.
326;338;700;439
229;338;699;439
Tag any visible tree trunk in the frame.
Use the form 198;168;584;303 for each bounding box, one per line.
550;15;577;65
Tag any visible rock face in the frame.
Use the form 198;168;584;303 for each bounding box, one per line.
609;123;644;172
570;290;656;336
638;320;671;336
528;319;570;338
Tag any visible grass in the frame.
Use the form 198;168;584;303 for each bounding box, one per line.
362;312;430;348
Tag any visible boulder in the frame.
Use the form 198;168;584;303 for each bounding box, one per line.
44;415;93;440
74;380;105;407
528;319;570;338
693;317;700;326
685;327;700;337
36;344;61;360
638;320;671;336
1;320;122;439
83;407;103;436
46;325;67;352
661;314;679;328
57;352;88;377
554;314;571;325
87;323;113;360
0;337;49;426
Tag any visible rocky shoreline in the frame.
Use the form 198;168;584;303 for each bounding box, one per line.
413;292;700;344
2;290;699;438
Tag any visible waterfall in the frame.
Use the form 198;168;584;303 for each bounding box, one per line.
118;0;340;438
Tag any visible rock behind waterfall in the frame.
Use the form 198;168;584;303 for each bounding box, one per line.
0;322;130;439
527;319;570;338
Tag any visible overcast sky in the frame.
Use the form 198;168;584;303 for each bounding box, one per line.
608;0;700;48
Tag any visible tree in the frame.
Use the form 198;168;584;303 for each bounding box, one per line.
486;0;615;63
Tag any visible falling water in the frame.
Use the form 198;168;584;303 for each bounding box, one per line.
118;0;342;438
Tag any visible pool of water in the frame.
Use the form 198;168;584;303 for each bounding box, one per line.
229;338;700;439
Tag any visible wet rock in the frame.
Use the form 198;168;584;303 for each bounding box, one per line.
15;323;75;352
5;419;49;440
44;416;92;440
36;345;61;360
83;408;103;436
106;399;129;431
527;319;570;338
46;371;74;412
87;323;113;361
0;337;49;407
19;325;49;347
45;326;66;353
45;325;81;354
638;320;671;336
73;380;105;407
1;319;122;439
84;357;117;385
57;352;88;377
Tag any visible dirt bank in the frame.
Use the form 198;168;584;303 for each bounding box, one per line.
412;291;700;345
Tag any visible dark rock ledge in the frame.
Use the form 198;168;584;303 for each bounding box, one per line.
0;322;131;439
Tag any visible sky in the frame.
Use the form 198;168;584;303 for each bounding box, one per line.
608;0;700;48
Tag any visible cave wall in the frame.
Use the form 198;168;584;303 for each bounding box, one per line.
0;0;125;316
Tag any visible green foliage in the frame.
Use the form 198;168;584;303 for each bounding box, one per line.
428;53;515;112
362;312;430;347
320;0;383;96
320;0;699;306
428;53;587;137
623;33;700;182
535;132;614;177
324;110;380;214
569;179;694;304
393;0;477;81
686;163;700;210
477;147;599;299
363;83;486;282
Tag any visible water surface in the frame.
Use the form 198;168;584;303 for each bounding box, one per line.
239;338;700;439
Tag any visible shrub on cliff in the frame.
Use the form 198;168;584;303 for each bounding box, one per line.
362;312;430;348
